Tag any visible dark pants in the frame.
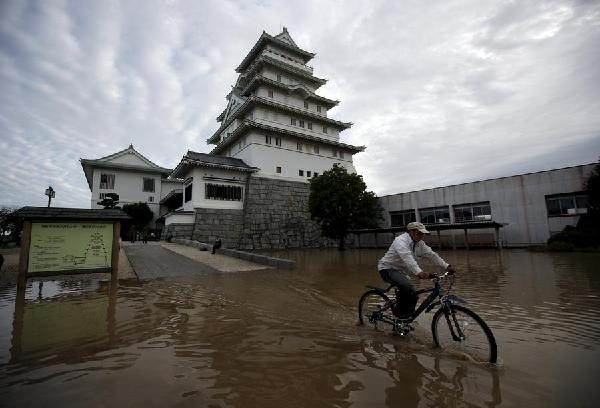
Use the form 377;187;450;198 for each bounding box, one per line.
379;268;418;317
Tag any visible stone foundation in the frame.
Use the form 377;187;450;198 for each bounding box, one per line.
164;176;341;249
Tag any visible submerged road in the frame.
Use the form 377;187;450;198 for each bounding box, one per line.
123;243;220;279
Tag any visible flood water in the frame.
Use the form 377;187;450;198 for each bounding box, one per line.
1;248;599;407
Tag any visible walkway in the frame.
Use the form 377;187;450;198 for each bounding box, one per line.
122;242;270;280
123;242;221;279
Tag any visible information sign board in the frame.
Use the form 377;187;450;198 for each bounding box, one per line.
28;223;113;273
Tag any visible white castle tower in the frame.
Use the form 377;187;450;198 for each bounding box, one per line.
206;27;364;181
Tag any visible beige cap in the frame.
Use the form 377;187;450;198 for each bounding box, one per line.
406;221;430;234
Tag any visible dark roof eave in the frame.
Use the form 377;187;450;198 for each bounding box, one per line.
79;159;172;175
236;33;315;73
14;206;132;221
241;76;339;107
169;159;259;179
210;120;365;155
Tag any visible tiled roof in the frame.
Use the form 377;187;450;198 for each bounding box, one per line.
15;207;131;221
169;151;258;179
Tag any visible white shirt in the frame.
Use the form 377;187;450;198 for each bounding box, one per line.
378;232;449;276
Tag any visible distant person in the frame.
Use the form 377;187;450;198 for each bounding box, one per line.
212;238;222;255
378;222;456;317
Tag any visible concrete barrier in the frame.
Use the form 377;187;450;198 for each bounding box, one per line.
171;239;295;269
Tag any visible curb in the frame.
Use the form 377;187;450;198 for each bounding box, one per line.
171;239;296;269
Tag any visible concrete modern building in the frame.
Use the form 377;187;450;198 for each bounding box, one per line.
80;145;172;227
374;163;595;248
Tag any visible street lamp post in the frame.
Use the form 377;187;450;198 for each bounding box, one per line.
45;186;55;207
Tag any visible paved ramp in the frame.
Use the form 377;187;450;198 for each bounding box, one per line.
123;243;220;279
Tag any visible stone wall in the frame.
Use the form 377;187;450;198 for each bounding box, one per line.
164;176;342;249
237;177;337;249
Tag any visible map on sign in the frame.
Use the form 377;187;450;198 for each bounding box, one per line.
28;223;113;273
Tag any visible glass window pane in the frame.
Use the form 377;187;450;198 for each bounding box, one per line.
546;198;561;215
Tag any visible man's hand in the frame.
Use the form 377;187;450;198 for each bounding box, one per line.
446;265;456;275
417;271;432;279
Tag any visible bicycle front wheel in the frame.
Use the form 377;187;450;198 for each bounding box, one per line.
431;304;497;363
358;290;394;330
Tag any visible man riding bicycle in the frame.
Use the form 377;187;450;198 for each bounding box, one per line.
378;222;456;318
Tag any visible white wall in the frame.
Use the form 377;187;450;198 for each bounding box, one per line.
379;164;595;246
180;167;247;211
91;168;162;225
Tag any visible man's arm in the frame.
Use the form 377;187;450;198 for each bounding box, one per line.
391;239;423;276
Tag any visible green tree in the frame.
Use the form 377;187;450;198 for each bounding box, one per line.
0;206;22;245
585;159;600;211
97;192;120;209
122;202;154;240
309;164;382;250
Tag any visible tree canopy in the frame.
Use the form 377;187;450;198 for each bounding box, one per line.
122;202;153;229
585;159;600;211
97;192;120;209
309;164;382;250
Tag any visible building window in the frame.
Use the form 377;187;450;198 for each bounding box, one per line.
275;137;281;146
314;172;319;177
205;183;243;201
148;196;154;202
317;106;322;113
265;135;272;144
419;206;450;224
299;170;304;176
291;117;296;126
307;171;312;177
99;173;115;189
454;202;492;222
304;101;309;109
323;126;328;134
276;166;282;173
184;184;192;203
332;149;337;157
143;177;155;192
299;120;305;128
339;151;344;159
390;210;416;227
99;193;107;200
297;142;302;151
308;122;312;130
546;193;589;216
277;74;282;82
314;145;320;154
268;90;273;98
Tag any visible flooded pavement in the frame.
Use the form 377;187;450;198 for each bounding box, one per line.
0;249;599;407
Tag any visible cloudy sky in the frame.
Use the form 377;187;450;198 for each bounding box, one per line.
1;0;599;208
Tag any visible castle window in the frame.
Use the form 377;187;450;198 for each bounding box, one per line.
205;183;243;201
142;177;155;192
265;135;272;144
332;149;337;157
184;184;192;203
297;142;302;151
299;170;304;176
339;151;344;159
322;126;328;134
299;120;305;128
275;137;281;146
304;101;309;109
314;172;319;177
308;122;313;130
307;171;312;177
277;74;282;82
291;117;296;126
314;145;320;154
148;196;154;203
317;105;322;113
276;166;282;173
100;173;115;189
268;90;274;98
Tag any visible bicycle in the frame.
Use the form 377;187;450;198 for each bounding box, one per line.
358;271;498;363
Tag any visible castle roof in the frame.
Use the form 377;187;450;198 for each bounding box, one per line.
240;54;326;87
240;75;339;108
207;96;352;144
236;28;315;73
170;150;258;178
209;120;365;155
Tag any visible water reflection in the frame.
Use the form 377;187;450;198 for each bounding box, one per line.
0;249;599;407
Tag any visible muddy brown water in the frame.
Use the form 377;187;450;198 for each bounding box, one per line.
0;249;599;407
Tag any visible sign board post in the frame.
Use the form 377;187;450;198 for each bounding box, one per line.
15;207;130;291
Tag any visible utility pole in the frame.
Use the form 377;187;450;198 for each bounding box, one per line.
45;186;55;207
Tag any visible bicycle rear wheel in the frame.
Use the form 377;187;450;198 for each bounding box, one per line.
431;304;497;363
358;290;394;330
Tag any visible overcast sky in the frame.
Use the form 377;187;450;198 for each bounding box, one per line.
1;0;599;208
